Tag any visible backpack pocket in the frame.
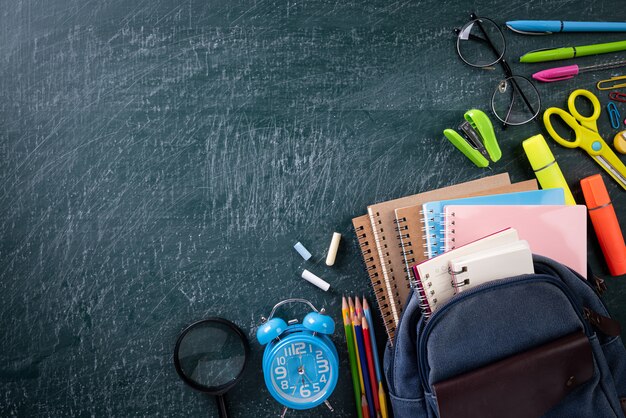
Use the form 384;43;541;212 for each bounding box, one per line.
432;331;593;418
417;274;626;417
419;275;588;388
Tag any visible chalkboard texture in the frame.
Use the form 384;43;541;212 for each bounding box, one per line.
1;0;625;416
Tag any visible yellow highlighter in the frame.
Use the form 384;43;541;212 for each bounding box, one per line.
522;134;576;205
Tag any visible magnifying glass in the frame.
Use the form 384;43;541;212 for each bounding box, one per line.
174;318;249;418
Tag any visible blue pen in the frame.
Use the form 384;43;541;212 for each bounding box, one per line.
507;20;626;35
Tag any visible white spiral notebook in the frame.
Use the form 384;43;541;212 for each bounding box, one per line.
449;240;534;292
411;228;534;318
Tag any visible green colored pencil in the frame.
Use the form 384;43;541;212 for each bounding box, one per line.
343;296;364;418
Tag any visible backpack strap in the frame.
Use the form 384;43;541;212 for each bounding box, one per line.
583;307;621;337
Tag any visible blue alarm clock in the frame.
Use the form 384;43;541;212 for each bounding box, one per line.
256;298;338;416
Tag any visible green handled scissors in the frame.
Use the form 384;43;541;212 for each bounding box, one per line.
543;89;626;190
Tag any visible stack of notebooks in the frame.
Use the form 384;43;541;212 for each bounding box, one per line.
352;173;587;343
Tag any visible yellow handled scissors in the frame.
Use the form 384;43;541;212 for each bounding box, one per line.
543;89;626;190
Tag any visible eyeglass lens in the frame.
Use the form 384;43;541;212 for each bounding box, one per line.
491;76;541;126
457;18;505;68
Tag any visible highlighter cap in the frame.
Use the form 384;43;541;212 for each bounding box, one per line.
581;173;626;276
522;134;555;171
581;174;611;209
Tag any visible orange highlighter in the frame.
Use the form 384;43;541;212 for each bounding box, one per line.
580;174;626;276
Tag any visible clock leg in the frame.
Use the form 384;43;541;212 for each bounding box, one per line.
279;406;289;418
324;400;334;412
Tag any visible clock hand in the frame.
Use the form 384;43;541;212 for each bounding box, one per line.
301;370;315;386
300;370;334;411
298;356;305;387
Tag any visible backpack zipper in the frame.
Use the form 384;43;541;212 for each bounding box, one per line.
417;274;591;391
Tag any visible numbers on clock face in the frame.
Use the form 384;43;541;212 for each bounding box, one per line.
270;341;332;404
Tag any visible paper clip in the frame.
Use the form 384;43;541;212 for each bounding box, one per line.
608;102;621;129
597;75;626;91
609;91;626;102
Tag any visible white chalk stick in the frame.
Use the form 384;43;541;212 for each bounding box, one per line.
293;242;312;260
301;269;330;291
325;232;342;266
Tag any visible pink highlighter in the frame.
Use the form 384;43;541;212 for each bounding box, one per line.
533;61;626;83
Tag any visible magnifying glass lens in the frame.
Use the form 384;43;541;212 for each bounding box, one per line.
174;318;249;418
176;321;246;388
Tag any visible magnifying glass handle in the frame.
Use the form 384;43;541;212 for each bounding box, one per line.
216;394;228;418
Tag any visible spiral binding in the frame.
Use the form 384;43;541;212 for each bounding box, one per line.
449;265;470;289
353;216;398;342
411;268;434;319
396;215;418;287
441;210;457;251
369;210;402;329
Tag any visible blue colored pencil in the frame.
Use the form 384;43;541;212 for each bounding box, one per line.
354;313;376;418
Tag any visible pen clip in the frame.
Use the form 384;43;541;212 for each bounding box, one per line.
544;74;575;82
522;46;558;54
506;25;552;35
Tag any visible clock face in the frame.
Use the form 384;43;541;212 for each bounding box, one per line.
267;335;337;409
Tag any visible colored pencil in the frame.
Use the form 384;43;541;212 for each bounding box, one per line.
362;316;381;414
354;313;376;418
342;297;363;418
355;296;363;318
362;297;383;383
361;394;370;418
379;381;389;418
364;296;389;417
349;297;365;392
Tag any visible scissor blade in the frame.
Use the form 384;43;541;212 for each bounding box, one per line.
596;155;626;190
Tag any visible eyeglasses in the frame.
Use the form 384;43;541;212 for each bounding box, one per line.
455;13;541;127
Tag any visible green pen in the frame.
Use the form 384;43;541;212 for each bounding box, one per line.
520;39;626;63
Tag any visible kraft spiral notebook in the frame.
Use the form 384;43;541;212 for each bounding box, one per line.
353;173;512;343
422;188;565;259
394;179;538;287
412;228;528;317
352;214;392;329
443;205;587;277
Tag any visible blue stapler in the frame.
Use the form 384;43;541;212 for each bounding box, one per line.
443;109;502;168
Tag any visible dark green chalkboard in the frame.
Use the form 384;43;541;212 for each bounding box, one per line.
1;0;625;416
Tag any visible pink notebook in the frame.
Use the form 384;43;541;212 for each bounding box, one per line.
443;205;587;277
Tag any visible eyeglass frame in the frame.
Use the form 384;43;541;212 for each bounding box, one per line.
454;13;541;127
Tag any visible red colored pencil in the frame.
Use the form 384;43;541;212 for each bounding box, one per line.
362;315;381;414
361;394;370;418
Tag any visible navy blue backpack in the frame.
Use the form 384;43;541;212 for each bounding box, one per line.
384;255;626;418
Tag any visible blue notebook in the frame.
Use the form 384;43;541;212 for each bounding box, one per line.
422;188;566;258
